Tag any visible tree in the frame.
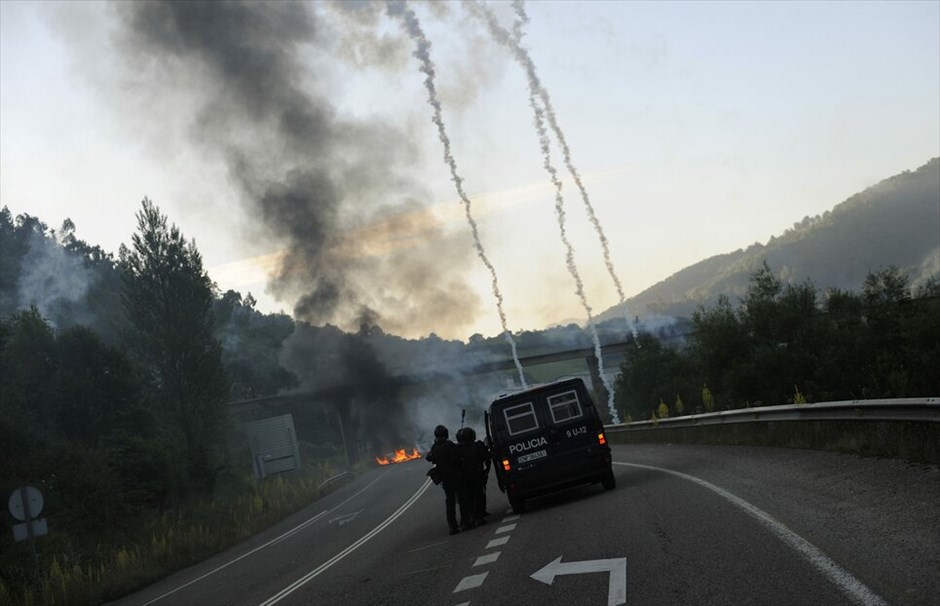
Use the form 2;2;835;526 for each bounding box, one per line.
119;198;229;488
691;294;748;406
614;333;693;420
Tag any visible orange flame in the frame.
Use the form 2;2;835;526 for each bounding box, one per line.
375;447;422;465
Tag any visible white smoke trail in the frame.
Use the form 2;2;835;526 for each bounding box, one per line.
387;1;527;389
478;1;639;347
472;1;620;422
510;0;528;43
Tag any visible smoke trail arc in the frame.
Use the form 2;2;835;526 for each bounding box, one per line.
473;1;620;422
478;1;639;346
387;0;527;389
531;93;619;423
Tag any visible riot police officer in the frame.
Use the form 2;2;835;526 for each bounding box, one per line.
426;425;470;534
456;427;490;527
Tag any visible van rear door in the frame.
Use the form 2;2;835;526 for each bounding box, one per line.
497;397;550;468
540;383;601;459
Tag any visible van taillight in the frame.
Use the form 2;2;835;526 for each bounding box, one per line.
598;432;607;445
502;459;511;471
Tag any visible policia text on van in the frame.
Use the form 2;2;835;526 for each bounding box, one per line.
484;377;615;514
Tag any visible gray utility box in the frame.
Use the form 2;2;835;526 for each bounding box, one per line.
244;414;302;479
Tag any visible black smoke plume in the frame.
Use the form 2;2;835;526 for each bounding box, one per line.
117;1;479;335
114;1;493;453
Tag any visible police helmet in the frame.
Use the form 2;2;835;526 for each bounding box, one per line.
434;425;449;438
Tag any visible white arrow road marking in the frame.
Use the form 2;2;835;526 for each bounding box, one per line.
614;462;889;606
531;556;626;606
328;509;362;526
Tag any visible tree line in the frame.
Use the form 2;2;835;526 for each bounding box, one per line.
3;200;233;514
613;262;940;422
1;200;313;603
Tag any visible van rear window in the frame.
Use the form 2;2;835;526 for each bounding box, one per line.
503;402;539;436
547;390;583;423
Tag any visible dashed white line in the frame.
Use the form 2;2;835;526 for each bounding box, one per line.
473;552;500;567
486;536;510;549
454;572;489;592
451;506;520;597
454;602;470;606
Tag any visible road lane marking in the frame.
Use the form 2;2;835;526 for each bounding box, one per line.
473;552;500;567
407;540;449;553
613;462;889;606
399;563;452;576
258;478;433;606
139;475;385;605
455;602;470;606
328;509;363;526
486;536;510;548
454;572;489;592
531;556;626;606
502;514;520;522
495;523;516;534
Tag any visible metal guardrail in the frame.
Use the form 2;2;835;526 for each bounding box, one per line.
605;397;940;431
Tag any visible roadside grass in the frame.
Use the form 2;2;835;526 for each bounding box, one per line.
0;460;352;606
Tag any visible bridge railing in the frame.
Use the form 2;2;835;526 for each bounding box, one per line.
605;397;939;430
604;397;939;464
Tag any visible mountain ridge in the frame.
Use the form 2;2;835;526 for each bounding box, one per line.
595;157;940;323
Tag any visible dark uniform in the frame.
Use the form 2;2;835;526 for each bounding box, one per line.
474;437;491;517
456;427;490;526
426;425;471;534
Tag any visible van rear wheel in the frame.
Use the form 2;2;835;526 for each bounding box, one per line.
508;489;526;514
601;468;616;491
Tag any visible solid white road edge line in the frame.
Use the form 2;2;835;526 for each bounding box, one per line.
258;478;433;606
613;462;888;606
139;476;384;606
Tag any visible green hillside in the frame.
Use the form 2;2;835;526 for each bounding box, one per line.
597;158;940;321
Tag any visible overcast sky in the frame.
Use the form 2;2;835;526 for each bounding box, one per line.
2;1;938;340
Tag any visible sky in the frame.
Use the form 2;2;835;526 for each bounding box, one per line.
1;0;938;341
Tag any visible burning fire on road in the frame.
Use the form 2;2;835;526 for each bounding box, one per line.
375;448;422;465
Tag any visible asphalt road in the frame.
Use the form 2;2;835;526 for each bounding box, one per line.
111;444;939;606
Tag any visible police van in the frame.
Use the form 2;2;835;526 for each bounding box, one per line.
484;377;614;514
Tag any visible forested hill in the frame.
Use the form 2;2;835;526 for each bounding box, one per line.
597;158;940;322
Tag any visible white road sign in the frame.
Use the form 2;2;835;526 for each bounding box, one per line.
13;518;48;541
9;486;43;521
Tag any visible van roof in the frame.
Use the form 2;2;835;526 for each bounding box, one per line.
491;376;586;404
